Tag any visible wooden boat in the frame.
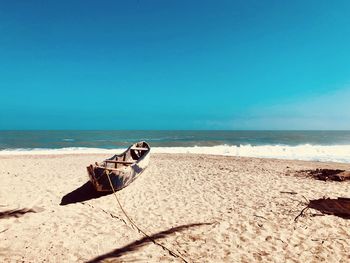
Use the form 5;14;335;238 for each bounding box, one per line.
87;141;150;192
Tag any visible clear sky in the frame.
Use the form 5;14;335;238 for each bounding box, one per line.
0;0;349;130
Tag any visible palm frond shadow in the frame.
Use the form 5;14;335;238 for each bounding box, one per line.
0;208;38;219
308;198;350;219
86;222;212;263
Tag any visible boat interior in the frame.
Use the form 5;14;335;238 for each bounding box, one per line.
95;142;149;171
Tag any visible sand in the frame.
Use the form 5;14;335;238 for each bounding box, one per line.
1;153;350;262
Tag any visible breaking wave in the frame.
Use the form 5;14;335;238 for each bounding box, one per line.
1;144;350;163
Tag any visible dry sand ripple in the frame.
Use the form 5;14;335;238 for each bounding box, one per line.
1;153;350;262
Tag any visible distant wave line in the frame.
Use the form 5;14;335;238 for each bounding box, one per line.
0;144;350;163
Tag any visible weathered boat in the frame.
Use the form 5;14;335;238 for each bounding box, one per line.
87;141;150;192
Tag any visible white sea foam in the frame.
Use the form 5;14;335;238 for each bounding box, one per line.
155;144;350;163
0;147;121;155
1;144;350;163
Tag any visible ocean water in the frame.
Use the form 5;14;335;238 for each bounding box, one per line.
1;130;350;163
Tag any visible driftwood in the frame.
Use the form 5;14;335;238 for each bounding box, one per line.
302;169;350;181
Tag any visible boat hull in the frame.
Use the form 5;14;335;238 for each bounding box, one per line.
87;141;150;192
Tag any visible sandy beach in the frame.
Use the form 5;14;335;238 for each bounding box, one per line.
1;153;350;262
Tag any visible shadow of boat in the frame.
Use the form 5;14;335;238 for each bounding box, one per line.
60;182;111;206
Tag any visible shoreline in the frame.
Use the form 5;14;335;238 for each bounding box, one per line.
1;144;350;163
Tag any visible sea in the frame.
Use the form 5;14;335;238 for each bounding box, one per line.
1;130;350;163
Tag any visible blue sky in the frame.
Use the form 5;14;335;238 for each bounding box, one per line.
0;0;349;130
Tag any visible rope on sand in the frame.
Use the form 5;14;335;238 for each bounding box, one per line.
105;170;189;263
